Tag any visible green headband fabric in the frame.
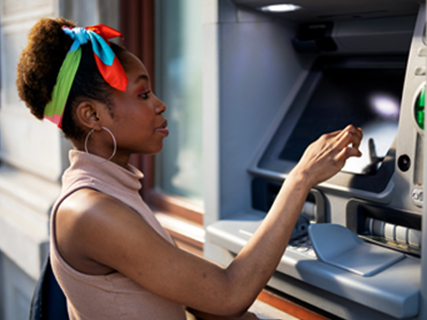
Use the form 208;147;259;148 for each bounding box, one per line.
44;47;81;128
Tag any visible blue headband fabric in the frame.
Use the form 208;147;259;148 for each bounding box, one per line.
63;27;116;67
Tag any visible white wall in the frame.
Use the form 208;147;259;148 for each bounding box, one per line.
0;0;119;318
0;2;62;319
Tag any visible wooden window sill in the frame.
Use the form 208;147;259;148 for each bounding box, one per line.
154;209;204;256
147;190;203;225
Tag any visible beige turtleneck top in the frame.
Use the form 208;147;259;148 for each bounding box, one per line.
50;150;186;320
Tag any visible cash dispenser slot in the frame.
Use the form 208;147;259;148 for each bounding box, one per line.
347;199;422;256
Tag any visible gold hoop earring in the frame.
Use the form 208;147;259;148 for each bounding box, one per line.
84;126;117;163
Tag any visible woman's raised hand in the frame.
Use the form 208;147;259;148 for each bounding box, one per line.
291;125;363;188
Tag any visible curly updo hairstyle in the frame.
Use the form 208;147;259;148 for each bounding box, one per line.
16;17;127;141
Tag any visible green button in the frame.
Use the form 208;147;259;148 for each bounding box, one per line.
415;85;425;130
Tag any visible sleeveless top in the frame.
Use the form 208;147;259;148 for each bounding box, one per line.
50;150;187;320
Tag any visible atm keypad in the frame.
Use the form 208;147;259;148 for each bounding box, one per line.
288;235;316;257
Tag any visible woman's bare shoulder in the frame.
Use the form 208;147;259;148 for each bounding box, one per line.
55;188;139;275
58;188;126;218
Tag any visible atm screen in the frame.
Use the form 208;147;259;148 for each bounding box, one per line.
279;66;405;174
256;56;407;192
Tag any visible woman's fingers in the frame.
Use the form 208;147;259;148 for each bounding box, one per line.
293;124;363;187
335;125;363;151
333;125;363;163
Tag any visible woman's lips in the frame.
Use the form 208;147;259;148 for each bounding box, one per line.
156;120;169;137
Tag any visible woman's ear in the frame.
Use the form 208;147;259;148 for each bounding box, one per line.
75;101;102;130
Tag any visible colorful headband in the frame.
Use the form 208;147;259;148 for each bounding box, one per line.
44;24;129;128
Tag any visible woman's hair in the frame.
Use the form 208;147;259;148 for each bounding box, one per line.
16;17;127;141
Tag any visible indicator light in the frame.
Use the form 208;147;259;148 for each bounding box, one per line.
415;85;425;130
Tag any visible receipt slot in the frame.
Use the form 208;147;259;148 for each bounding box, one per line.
204;1;426;319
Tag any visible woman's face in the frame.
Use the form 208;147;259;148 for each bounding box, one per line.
103;51;169;158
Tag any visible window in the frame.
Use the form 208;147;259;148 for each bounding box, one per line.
120;0;204;253
154;0;203;206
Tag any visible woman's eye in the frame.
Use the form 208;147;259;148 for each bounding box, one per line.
139;91;151;100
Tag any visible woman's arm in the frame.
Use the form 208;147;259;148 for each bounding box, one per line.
220;125;363;312
56;125;362;317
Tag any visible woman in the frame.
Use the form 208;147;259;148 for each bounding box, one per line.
16;18;362;320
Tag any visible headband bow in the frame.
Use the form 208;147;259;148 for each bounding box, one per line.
44;24;129;128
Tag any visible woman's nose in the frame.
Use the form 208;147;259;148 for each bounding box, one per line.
155;97;167;114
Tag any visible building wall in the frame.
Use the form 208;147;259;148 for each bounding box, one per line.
0;1;118;319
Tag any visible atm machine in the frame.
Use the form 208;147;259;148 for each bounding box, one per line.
204;0;426;319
